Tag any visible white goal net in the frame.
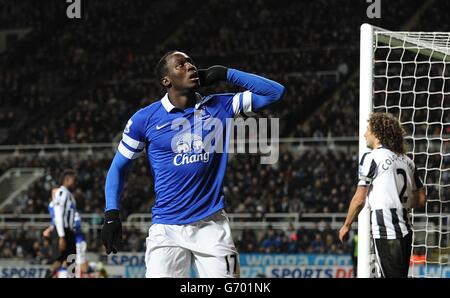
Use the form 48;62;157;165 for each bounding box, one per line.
371;27;450;278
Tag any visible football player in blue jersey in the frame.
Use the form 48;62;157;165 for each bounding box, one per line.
102;51;285;277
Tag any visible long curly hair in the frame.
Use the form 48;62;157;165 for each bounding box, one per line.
368;112;406;155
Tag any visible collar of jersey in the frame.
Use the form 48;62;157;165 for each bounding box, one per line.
161;93;211;112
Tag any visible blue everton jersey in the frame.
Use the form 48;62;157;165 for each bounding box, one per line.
117;91;253;224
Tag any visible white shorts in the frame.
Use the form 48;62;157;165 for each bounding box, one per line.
76;241;87;265
145;210;239;278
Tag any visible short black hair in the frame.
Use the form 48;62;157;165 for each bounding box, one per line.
155;50;177;86
60;169;76;185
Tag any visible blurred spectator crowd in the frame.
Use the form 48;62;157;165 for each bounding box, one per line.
0;0;426;145
0;147;358;216
0;146;357;258
1;0;449;262
0;223;349;261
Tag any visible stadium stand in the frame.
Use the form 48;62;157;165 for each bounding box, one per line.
0;0;446;267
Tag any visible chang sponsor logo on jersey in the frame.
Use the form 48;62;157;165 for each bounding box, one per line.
173;133;210;166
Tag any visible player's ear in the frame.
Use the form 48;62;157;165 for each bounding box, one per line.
161;76;171;88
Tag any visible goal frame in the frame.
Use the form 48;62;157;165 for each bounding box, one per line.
358;23;374;278
358;23;449;278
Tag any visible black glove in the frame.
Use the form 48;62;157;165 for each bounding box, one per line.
101;209;122;254
198;65;228;86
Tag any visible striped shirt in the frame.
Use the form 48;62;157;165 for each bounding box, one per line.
52;185;77;237
358;147;423;239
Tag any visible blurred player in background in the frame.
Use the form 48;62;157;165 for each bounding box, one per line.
339;112;427;278
48;170;78;277
101;51;285;277
43;187;60;278
45;189;88;277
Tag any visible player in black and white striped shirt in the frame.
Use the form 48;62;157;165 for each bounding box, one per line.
51;169;78;276
339;113;427;278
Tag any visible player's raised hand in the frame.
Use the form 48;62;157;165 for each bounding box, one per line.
198;65;228;86
101;209;122;254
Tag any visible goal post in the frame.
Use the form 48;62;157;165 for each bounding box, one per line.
359;23;450;278
358;23;374;278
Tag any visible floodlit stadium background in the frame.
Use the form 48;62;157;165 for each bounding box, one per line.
0;0;448;278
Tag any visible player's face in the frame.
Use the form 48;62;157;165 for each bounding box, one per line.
164;52;199;91
364;124;377;149
66;175;77;190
